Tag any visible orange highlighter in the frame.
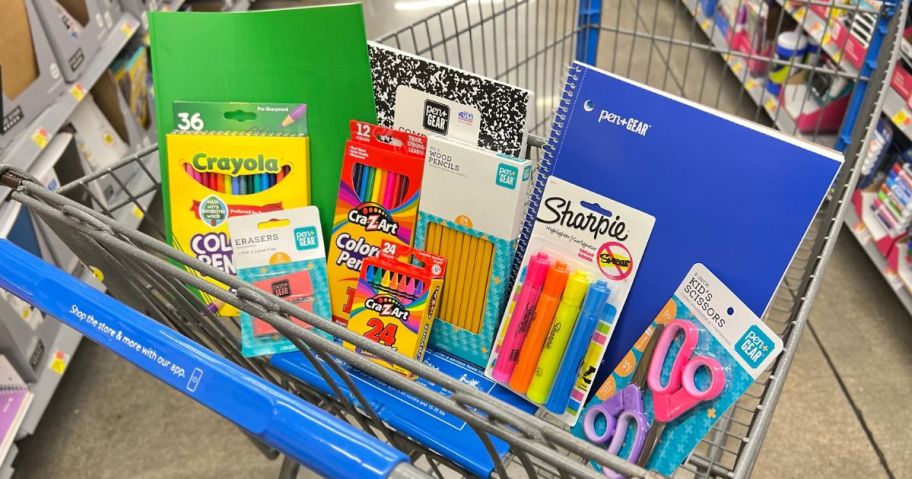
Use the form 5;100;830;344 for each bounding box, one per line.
509;261;569;393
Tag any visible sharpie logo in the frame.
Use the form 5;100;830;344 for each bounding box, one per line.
192;153;281;174
537;196;628;241
364;295;410;321
348;204;399;235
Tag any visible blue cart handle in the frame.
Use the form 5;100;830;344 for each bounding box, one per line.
0;239;408;479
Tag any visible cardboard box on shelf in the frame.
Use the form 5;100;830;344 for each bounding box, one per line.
32;0;107;82
0;0;66;149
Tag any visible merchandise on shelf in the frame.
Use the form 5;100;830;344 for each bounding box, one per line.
326;121;426;325
413;135;532;368
344;241;446;379
858;117;895;189
32;0;107;82
0;0;65;147
110;46;151;130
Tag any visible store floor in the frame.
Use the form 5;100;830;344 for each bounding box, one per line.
12;1;912;478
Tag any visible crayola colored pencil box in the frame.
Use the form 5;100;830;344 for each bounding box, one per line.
163;101;310;316
327;121;427;324
413;135;532;368
345;241;446;378
572;264;782;476
485;176;654;425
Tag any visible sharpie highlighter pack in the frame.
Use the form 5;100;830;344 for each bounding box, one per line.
327;121;427;325
573;264;783;476
414;135;532;368
164;101;311;316
227;206;332;357
345;241;446;378
485;176;655;425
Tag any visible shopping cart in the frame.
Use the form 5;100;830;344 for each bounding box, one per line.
0;0;907;477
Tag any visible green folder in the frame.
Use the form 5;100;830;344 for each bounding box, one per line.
150;5;377;246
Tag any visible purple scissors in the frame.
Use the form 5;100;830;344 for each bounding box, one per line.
582;319;726;476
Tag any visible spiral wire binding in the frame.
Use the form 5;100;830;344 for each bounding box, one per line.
513;63;584;279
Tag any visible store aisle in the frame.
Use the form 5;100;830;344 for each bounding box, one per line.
11;1;912;478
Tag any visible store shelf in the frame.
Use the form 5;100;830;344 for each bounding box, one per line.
779;1;860;76
1;444;17;479
14;325;82;440
226;0;252;11
683;0;837;147
843;207;912;315
0;14;140;176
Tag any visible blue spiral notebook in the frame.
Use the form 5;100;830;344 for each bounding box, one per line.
521;62;842;390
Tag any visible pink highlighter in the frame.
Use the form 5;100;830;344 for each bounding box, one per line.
491;251;552;382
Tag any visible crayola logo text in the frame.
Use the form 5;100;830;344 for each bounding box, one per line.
537;196;629;241
348;205;399;235
191;153;280;175
364;296;410;321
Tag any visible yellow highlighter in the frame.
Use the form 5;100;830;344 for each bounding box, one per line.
525;270;590;404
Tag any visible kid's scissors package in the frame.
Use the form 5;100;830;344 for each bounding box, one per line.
327;121;427;325
227;206;332;357
485;176;655;425
573;264;783;477
345;241;446;379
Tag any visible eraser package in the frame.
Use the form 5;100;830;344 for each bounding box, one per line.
164;101;311;316
345;241;446;378
327;121;427;325
414;135;532;368
485;177;655;424
228;206;332;357
573;264;783;476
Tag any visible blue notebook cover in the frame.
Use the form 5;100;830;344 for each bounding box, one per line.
271;347;536;477
521;62;842;389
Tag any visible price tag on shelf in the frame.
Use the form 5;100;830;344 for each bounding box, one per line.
701;19;711;32
884;269;903;290
731;62;743;74
31;127;50;150
892;109;912;129
69;83;86;101
121;20;136;37
765;98;778;113
50;350;69;375
132;206;145;220
794;7;806;21
745;78;757;90
852;221;872;245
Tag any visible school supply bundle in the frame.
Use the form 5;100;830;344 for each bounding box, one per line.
228;206;331;357
414;135;532;367
368;42;533;157
486;177;655;425
150;5;378;247
574;264;783;476
523;62;842;389
164;101;311;315
345;241;446;378
327;121;427;325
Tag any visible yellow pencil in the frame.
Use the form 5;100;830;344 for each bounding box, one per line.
371;168;384;203
461;234;480;332
448;227;465;328
439;225;454;324
476;239;495;334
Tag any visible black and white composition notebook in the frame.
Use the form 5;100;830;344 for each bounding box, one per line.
368;42;533;157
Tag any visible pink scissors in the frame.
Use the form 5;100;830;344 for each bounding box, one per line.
582;319;726;475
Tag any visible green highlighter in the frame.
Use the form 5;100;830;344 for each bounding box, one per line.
526;270;590;404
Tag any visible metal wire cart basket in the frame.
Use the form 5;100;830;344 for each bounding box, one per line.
0;1;907;478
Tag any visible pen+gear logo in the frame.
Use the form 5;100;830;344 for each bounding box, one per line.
423;99;449;135
597;241;633;281
348;204;399;235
